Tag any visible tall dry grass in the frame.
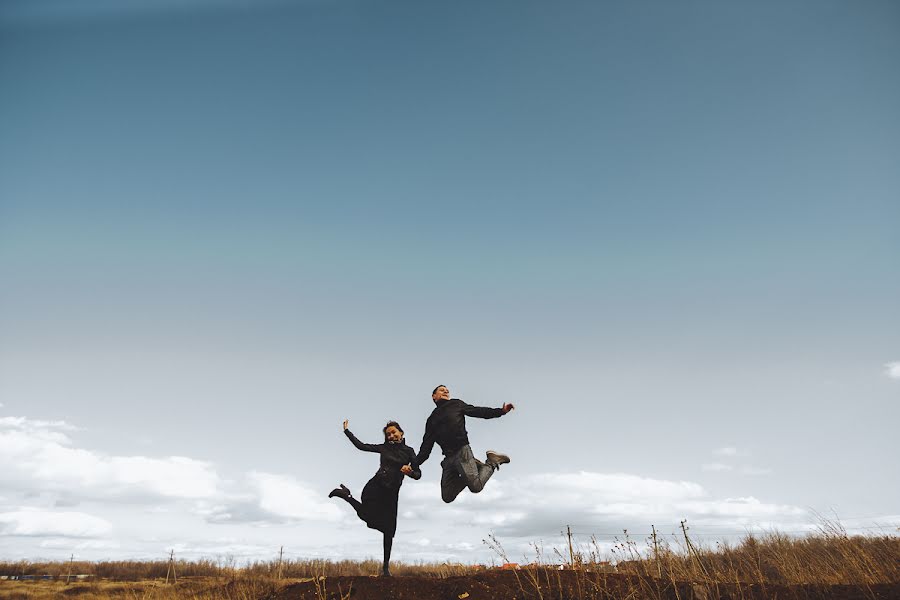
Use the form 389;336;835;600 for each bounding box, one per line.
0;558;225;580
0;556;480;582
482;520;899;600
607;521;899;586
0;523;896;599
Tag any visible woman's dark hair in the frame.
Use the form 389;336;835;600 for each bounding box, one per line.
383;420;404;441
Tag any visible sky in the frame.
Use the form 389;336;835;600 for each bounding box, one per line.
0;0;898;565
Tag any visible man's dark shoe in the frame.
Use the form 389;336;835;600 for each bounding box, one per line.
328;484;351;499
486;451;510;469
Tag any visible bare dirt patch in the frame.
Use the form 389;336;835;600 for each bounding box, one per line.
272;571;900;600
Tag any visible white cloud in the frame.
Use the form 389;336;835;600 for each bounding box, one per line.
704;449;770;476
446;542;475;551
399;470;808;540
678;496;801;518
249;472;343;522
107;456;220;498
702;463;734;472
198;472;343;525
0;413;342;543
0;509;112;538
713;447;745;457
0;415;222;501
884;362;900;379
168;541;280;559
39;538;121;550
0;416;78;436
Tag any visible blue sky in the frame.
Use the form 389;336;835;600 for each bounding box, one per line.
0;0;898;562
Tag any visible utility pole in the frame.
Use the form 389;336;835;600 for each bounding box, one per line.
651;525;662;578
566;525;575;568
65;554;74;584
277;546;284;580
680;520;708;578
165;550;177;584
681;519;719;599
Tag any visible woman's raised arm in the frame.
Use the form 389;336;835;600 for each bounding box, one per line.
342;420;381;453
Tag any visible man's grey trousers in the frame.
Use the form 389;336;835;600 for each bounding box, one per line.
439;444;495;503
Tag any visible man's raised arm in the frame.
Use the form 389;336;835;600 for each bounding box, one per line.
463;401;514;419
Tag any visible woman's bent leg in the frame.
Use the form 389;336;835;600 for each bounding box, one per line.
346;496;363;516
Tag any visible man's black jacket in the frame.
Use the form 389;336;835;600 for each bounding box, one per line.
416;398;504;465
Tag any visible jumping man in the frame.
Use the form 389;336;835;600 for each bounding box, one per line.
416;385;514;503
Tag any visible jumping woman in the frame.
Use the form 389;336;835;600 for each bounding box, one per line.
329;419;421;577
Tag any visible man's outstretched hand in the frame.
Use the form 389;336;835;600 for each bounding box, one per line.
400;464;413;475
343;419;349;431
502;403;515;414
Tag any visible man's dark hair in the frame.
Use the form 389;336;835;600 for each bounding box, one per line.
383;420;403;442
432;385;446;395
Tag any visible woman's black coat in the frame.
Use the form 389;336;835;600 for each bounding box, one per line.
344;429;421;537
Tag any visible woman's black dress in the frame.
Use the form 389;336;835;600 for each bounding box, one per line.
344;429;421;537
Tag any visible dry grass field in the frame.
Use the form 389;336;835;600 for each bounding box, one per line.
0;523;896;599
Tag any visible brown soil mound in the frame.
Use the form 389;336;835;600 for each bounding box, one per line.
273;571;900;600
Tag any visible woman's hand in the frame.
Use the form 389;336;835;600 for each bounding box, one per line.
400;464;413;475
502;403;515;414
343;419;349;431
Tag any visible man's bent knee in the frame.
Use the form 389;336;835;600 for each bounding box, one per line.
467;479;486;494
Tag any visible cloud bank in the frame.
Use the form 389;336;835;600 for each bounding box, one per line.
0;416;221;501
0;416;342;541
401;471;807;542
0;414;817;561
